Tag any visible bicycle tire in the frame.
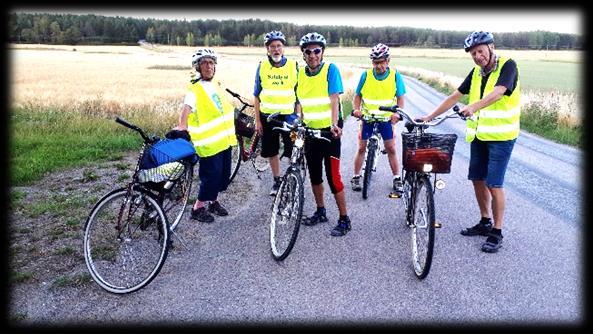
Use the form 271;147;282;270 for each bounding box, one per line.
161;163;193;231
270;169;304;261
253;137;270;172
362;140;377;200
84;186;170;294
410;175;435;279
229;135;243;184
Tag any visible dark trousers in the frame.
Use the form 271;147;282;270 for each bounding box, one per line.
197;147;232;202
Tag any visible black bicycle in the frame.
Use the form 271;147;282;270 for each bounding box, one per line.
351;112;391;199
266;113;330;261
379;104;463;279
83;117;197;294
226;88;270;183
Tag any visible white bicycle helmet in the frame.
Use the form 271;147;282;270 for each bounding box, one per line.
191;48;218;67
299;32;327;50
464;31;494;52
370;43;390;60
264;30;286;46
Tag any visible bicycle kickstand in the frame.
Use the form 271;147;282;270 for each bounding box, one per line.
170;229;191;251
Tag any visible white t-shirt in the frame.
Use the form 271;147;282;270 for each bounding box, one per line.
183;80;222;112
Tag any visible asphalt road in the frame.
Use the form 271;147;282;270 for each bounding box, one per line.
10;76;583;327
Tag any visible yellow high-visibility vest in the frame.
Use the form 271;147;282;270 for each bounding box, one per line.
360;68;397;120
259;58;298;115
186;80;237;157
466;57;521;142
296;63;332;129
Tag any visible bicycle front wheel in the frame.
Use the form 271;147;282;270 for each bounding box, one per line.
161;163;193;231
362;141;377;200
229;136;243;184
270;169;304;261
410;175;435;279
84;186;170;294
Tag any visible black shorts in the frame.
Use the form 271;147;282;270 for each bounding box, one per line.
304;119;345;194
260;112;294;159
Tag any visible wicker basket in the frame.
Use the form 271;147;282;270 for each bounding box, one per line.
401;132;458;174
235;110;255;138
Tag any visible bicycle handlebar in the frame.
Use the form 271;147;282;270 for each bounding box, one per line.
226;88;254;109
115;117;155;143
350;110;390;123
378;105;465;129
266;112;331;142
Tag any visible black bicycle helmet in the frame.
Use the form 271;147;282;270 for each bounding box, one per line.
464;31;494;52
264;30;286;46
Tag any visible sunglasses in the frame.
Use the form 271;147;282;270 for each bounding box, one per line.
304;48;322;55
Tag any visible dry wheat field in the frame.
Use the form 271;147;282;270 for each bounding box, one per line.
9;44;581;126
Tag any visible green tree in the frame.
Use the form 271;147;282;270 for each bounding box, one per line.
186;31;194;46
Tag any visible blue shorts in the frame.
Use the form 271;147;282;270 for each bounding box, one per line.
360;121;394;141
468;139;516;188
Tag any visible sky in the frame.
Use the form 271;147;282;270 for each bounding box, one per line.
14;8;584;35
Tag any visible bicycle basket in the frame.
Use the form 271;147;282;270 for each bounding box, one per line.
140;138;197;170
401;132;458;174
235;110;255;138
138;161;185;184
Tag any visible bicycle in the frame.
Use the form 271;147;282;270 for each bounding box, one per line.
351;112;390;200
83;117;197;294
226;88;270;183
379;104;463;279
266;113;331;261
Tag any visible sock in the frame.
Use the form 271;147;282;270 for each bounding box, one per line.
339;215;349;222
393;175;401;180
316;207;326;215
274;176;281;182
353;174;360;178
480;217;492;224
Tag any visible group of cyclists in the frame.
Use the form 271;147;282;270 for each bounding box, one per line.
175;29;520;253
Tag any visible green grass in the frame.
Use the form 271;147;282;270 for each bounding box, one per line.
409;73;581;148
10;106;174;186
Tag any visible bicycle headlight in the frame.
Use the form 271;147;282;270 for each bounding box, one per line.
294;138;304;148
422;164;433;173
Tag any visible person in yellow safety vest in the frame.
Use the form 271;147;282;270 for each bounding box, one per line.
351;43;407;195
176;48;237;223
253;30;299;197
420;31;520;253
296;32;351;237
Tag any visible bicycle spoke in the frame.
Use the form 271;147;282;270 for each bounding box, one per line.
84;188;169;294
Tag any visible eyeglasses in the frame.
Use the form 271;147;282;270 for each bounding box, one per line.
304;48;322;55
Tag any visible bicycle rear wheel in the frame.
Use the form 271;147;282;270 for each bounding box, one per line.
410;175;435;279
229;135;243;184
270;169;304;261
84;186;169;294
161;163;193;231
362;141;377;200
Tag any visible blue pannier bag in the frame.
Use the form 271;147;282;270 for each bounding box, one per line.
140;138;197;170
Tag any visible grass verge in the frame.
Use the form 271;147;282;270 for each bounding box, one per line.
401;70;581;148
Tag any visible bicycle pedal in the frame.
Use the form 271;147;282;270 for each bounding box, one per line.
388;192;402;199
434;222;442;228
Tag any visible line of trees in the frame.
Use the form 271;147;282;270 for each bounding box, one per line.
8;12;583;50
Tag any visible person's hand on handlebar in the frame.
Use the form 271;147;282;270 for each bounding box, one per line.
352;109;362;119
459;104;478;118
390;113;401;124
417;115;431;123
